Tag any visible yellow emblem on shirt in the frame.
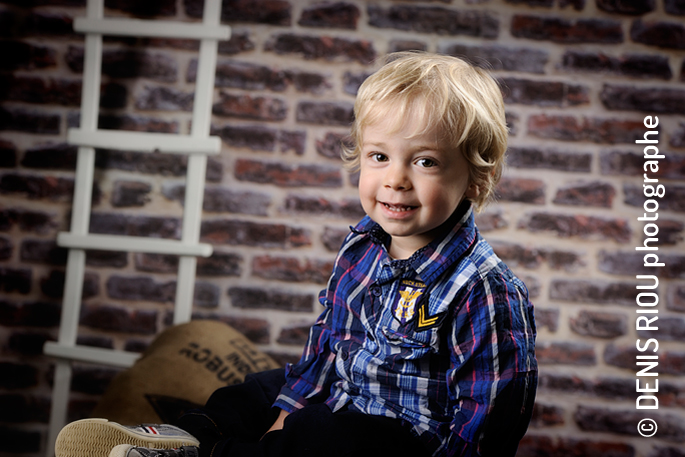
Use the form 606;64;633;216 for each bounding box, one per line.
392;279;426;325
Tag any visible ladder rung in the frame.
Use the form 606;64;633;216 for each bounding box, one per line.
68;129;221;155
58;233;213;257
44;342;139;368
74;17;230;40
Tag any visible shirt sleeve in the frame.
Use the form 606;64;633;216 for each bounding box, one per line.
273;260;343;413
444;270;537;456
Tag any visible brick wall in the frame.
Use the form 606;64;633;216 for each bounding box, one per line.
1;0;684;455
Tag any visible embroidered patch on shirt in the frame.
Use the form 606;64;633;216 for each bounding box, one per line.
415;298;446;331
392;279;426;325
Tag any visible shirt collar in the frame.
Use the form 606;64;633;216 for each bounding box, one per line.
350;200;478;286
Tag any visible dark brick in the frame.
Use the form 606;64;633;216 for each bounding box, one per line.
0;236;12;260
40;270;99;299
342;71;371;96
605;344;685;375
368;5;498;38
536;341;596;365
96;150;187;176
0;362;39;389
600;150;685;180
575;405;685;441
197;252;243;277
668;283;685;312
95;113;179;133
0;106;60;134
80;304;157;334
665;0;685;15
561;51;672;79
296;101;354;126
201;219;311;248
212;124;277;151
21;142;77;170
527;114;646;144
85;250;128;268
252;255;334;284
282;195;364;219
0;75;81;106
501;77;588;106
124;339;149;353
651;447;685;457
530;402;565;428
8;332;51;356
631;20;685;50
217;29;256;55
105;0;176;16
535;308;559;332
624;183;685;213
388;39;427;53
321;226;349;252
552;181;615;208
71;366;118;395
286;70;331;95
315;132;352;159
111;180;152;207
20;240;68;265
511;15;623;43
277;322;312;346
194;282;220;308
0;300;61;327
656;219;685;246
0;138;17;168
235;159;343;188
135;86;193;111
265;33;375;64
637;316;685;341
191;0;292;26
229;287;314;312
77;334;114;349
194;59;288;91
495;177;545;204
0;173;76;201
570;310;628;338
89;213;181;239
206;157;223;182
439;43;548;74
0;425;43;453
550;279;640;306
0;267;31;294
517;434;634;457
505;0;553;6
107;275;175;302
299;2;360;29
278;130;306;155
163;183;271;216
66;47;178;82
134;253;177;273
0;208;58;234
489;241;543;269
213;92;287;121
601;84;685;114
597;0;655;15
215;315;271;345
0;40;57;71
599;250;685;279
474;210;509;232
518;212;631;242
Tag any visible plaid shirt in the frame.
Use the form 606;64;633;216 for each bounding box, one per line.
274;203;537;456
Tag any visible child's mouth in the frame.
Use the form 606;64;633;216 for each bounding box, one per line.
382;202;417;213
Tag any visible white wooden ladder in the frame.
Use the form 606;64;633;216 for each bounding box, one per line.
43;1;229;455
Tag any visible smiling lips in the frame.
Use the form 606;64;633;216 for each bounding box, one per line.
382;202;418;213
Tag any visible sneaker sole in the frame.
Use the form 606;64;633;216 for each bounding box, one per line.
55;418;200;457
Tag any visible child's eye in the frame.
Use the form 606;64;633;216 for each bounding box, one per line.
416;158;436;168
371;153;388;162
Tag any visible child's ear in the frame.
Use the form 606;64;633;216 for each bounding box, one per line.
465;183;480;199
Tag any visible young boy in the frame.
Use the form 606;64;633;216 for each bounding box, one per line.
56;52;537;457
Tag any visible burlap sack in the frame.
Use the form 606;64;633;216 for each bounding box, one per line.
92;320;281;424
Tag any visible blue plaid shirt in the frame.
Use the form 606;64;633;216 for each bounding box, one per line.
274;203;537;456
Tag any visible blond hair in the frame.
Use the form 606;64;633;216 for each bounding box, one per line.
342;52;508;212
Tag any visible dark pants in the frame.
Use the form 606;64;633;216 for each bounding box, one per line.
174;369;430;457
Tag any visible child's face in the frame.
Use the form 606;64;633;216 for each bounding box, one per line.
358;112;477;259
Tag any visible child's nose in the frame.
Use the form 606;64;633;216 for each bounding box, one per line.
384;165;411;190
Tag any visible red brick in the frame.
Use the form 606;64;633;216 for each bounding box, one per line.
96;113;179;133
631;19;685;50
199;186;271;215
194;59;287;91
0;300;61;327
21;142;77;170
89;213;181;239
0;41;57;71
106;275;175;303
530;402;565;428
601;84;685;114
518;212;631;242
0;236;12;260
536;341;596;365
282;194;364;220
637;316;685;341
40;270;99;299
234;159;343;188
668;283;685;312
518;434;634;457
96;150;187;176
501;77;589;107
439;44;548;74
111;180;152;207
651;447;685;457
135;86;193;111
552;180;615;208
535;308;559;332
490;240;544;269
570;310;628;338
0;173;76;201
228;287;314;312
252;255;334;284
197;0;292;26
201;219;311;248
296;101;354;126
669;123;685;148
265;33;376;64
321;226;349;252
474;210;509;232
388;39;428;53
20;240;68;265
0;208;58;234
212;124;277;151
550;279;639;306
342;71;372;96
562;51;672;79
575;405;685;441
194;282;220;308
66;47;178;82
298;2;360;30
315;132;352;160
656;219;685;246
599;250;685;279
597;0;655;15
0;107;60;135
278;130;306;155
0;268;31;294
368;5;499;38
213;92;287;121
495;177;545;204
527;114;645;144
604;344;685;375
105;0;176;16
511;15;623;43
85;250;128;268
8;331;51;356
600;150;685;180
197;252;243;277
212;315;271;345
286;70;332;95
218;29;256;55
0;75;81;106
80;304;158;334
623;183;685;213
277;322;311;346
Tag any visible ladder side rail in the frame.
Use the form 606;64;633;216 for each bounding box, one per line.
74;17;229;40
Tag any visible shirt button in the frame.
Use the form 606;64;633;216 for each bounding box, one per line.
370;285;382;297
